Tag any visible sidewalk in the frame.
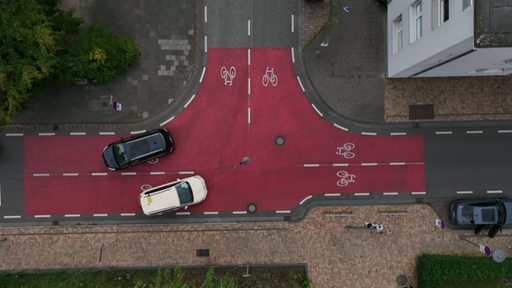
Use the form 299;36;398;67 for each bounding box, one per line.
1;205;511;287
302;0;512;124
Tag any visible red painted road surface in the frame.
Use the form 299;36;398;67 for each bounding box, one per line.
24;48;425;215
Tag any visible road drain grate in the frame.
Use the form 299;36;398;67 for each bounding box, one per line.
196;249;210;257
409;104;434;120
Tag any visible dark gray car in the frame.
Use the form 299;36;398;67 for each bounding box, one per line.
450;198;512;227
102;128;174;170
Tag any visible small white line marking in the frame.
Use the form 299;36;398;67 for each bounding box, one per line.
354;193;370;196
498;130;512;133
411;191;426;195
466;130;483;134
333;123;349;131
325;193;341;196
291;14;294;32
34;215;51;218
38;133;55;136
204;36;207;53
70;132;86;136
456;191;473;194
0;184;1;206
361;132;377;136
248;78;251;95
333;163;349;167
91;173;108;176
121;172;136;176
130;130;145;134
248;107;251;124
179;171;194;175
120;213;136;216
248;49;251;65
184;94;196;108
300;195;313;205
303;164;319;167
247;20;251;36
33;173;50;177
150;171;165;175
487;190;503;194
361;163;378;166
383;192;399;196
232;211;247;214
200;66;206;82
390;132;406;136
160;116;175;126
63;173;79;176
99;132;115;135
276;210;290;214
65;214;80;217
6;133;23;136
311;104;323;117
291;47;295;63
204;211;219;215
176;212;191;215
93;214;108;217
435;131;453;135
389;162;405;166
204;6;207;22
296;76;305;92
4;215;21;219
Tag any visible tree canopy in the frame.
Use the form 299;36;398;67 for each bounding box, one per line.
0;0;140;124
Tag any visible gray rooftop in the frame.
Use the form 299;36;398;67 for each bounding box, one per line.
475;0;512;47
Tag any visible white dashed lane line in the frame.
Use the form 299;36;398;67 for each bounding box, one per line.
456;190;473;194
435;131;453;135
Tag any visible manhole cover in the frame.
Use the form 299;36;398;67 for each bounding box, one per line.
275;135;286;147
396;275;408;285
247;203;257;213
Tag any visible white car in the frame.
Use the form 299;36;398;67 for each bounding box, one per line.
139;175;208;216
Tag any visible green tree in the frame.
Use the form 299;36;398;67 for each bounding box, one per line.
0;0;139;124
0;0;58;123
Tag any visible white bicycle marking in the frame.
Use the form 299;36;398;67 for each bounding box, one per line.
147;158;159;164
220;66;236;86
262;67;278;87
336;143;355;159
336;170;356;187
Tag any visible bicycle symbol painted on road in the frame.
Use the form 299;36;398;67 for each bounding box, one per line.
336;143;355;159
220;66;236;86
262;67;278;87
337;170;356;187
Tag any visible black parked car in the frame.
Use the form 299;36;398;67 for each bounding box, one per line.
102;128;174;170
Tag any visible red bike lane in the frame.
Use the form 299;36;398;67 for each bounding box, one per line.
24;48;425;215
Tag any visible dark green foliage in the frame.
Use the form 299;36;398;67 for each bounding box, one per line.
0;0;140;123
418;254;512;288
0;266;305;288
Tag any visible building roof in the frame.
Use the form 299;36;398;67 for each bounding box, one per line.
475;0;512;48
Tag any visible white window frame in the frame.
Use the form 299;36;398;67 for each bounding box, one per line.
438;0;449;25
410;1;422;43
393;15;403;54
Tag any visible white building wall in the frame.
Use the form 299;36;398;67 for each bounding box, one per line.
387;0;475;77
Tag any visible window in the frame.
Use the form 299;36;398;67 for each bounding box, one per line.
393;15;403;54
463;0;472;10
410;1;422;43
439;0;449;25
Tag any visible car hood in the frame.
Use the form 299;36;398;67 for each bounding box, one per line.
102;146;119;169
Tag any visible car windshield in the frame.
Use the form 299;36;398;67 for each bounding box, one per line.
113;144;129;166
176;181;193;205
497;202;506;225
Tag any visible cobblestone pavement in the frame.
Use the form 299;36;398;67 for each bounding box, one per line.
2;205;512;287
